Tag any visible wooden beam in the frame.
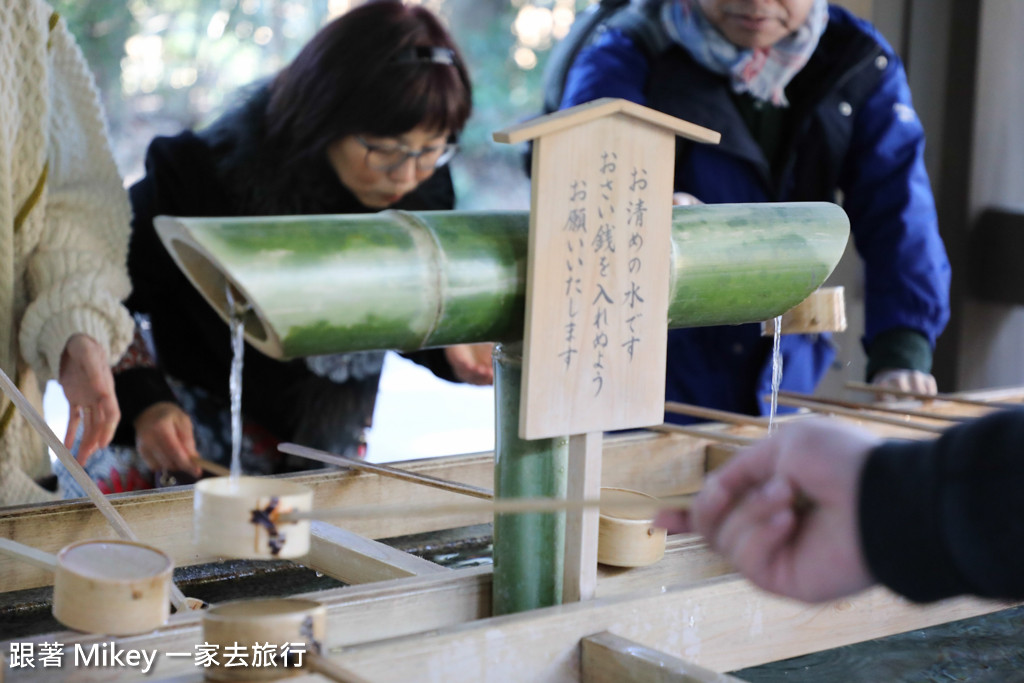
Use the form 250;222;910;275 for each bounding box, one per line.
6;535;1013;682
582;631;744;682
306;521;450;584
309;580;1010;682
0;431;705;593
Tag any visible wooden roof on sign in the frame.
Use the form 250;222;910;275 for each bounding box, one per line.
492;97;722;145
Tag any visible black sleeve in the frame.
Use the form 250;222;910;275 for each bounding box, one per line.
120;133;317;443
859;408;1024;602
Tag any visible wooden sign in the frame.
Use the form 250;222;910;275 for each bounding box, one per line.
495;99;720;439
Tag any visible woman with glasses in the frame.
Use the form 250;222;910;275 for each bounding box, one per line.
80;1;488;489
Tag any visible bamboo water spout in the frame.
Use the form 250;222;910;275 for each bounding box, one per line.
154;203;849;359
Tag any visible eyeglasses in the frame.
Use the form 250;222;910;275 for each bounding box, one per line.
356;136;458;173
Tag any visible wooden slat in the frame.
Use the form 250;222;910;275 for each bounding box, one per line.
306;521;450;584
290;578;1010;682
582;631;744;682
563;432;602;603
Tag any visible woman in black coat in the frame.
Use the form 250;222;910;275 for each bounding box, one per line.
107;1;488;481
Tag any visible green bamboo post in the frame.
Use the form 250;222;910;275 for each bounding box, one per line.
155;202;850;616
491;342;567;615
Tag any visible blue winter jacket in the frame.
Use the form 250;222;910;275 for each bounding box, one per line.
561;4;950;421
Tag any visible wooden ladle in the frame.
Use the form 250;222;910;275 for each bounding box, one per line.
0;537;172;635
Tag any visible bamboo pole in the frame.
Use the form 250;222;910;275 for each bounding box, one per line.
664;401;772;427
278;493;691;523
492;343;568;615
776;391;970;422
153;203;850;360
649;423;759;446
845;381;1022;409
0;366;192;613
775;393;947;434
278;443;494;499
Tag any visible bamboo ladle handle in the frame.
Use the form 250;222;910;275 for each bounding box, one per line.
0;537;59;572
278;442;494;499
277;493;693;523
0;365;193;612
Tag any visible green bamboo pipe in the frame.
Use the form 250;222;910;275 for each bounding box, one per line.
154;202;849;359
491;342;567;615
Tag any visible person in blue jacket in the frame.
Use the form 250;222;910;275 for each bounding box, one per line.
560;0;951;423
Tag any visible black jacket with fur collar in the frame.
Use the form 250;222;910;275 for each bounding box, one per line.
113;87;457;462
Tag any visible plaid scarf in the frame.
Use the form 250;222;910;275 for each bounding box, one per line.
661;0;829;106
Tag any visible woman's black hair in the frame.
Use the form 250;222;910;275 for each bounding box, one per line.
264;0;472;167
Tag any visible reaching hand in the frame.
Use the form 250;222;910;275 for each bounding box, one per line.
871;368;937;399
657;418;879;603
133;401;201;476
444;343;494;386
59;334;120;464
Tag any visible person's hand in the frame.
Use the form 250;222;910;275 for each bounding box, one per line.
672;192;703;206
444;343;494;386
59;334;120;464
657;418;879;603
871;368;937;400
133;401;201;476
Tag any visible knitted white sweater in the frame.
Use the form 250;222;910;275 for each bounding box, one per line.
0;1;133;505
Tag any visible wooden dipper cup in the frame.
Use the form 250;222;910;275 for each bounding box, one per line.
53;539;173;635
202;598;367;682
194;476;313;560
597;487;667;568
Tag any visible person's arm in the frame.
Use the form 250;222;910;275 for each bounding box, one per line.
861;408;1024;602
560;29;652;108
660;410;1024;604
839;46;951;389
18;11;134;460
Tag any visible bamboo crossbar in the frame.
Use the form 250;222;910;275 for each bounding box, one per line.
775;393;947;434
776;391;971;422
649;423;759;445
845;381;1022;409
278;442;494;499
278;493;693;523
0;366;192;612
664;401;772;427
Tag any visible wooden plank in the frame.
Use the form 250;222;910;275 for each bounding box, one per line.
4;534;1013;683
760;286;846;336
306;521;450;584
5;567;495;682
0;432;707;593
563;432;602;602
582;631;743;682
1;537;724;682
301;579;1011;682
704;444;739;473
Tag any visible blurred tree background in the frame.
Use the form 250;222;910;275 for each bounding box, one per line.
53;0;595;210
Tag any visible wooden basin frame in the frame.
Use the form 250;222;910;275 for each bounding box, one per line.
1;387;1020;682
